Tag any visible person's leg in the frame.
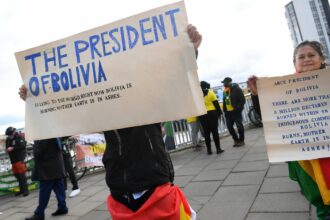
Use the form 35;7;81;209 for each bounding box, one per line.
34;180;53;218
12;161;28;196
225;112;239;145
199;115;212;154
52;178;68;215
17;173;29;195
204;127;212;154
63;153;79;190
64;176;67;191
13;174;22;196
190;122;199;149
208;111;223;154
234;111;245;144
188;123;195;150
198;120;205;138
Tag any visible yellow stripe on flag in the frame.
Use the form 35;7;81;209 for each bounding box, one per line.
299;159;330;205
180;202;191;220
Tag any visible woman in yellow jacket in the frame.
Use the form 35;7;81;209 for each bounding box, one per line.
199;81;224;155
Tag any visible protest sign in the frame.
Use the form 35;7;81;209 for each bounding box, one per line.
74;133;105;168
15;1;205;140
258;69;330;162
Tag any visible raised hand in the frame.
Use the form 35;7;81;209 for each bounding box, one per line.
247;75;258;95
187;24;202;50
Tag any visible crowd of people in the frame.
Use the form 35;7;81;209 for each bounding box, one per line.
187;76;246;155
2;22;329;220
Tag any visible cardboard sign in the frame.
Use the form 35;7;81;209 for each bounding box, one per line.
258;69;330;162
15;1;205;140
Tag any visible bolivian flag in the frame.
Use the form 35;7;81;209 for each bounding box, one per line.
289;158;330;206
108;183;196;220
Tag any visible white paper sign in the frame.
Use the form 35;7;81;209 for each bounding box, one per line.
258;69;330;162
15;1;205;140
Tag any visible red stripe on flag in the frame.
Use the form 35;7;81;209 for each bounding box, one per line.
319;158;330;189
107;183;193;220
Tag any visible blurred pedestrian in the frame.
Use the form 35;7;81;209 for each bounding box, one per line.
5;126;29;197
187;116;203;151
199;81;224;155
18;89;68;220
61;137;81;198
222;77;246;147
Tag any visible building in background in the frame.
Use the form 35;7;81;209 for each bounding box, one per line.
285;0;330;63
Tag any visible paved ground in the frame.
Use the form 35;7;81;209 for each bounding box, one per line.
0;127;317;220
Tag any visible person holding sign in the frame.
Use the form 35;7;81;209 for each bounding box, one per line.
102;24;201;220
247;41;330;220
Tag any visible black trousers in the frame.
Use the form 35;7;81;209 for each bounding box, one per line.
225;110;244;141
62;152;79;190
14;173;28;194
199;110;221;153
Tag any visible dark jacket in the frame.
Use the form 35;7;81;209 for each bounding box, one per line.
223;83;246;112
5;133;26;163
102;123;174;194
32;138;66;181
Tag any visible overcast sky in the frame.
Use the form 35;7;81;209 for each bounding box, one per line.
0;0;294;133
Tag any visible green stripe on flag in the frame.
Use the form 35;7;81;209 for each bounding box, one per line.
288;161;330;220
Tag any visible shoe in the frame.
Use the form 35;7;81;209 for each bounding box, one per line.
69;188;81;198
216;149;224;154
196;144;203;151
235;141;245;147
25;214;44;220
233;140;239;147
23;191;29;197
15;191;24;196
51;209;68;216
207;151;213;155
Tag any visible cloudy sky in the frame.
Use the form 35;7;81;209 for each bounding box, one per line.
0;0;294;133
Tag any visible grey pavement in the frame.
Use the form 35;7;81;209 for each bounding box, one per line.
0;127;317;220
